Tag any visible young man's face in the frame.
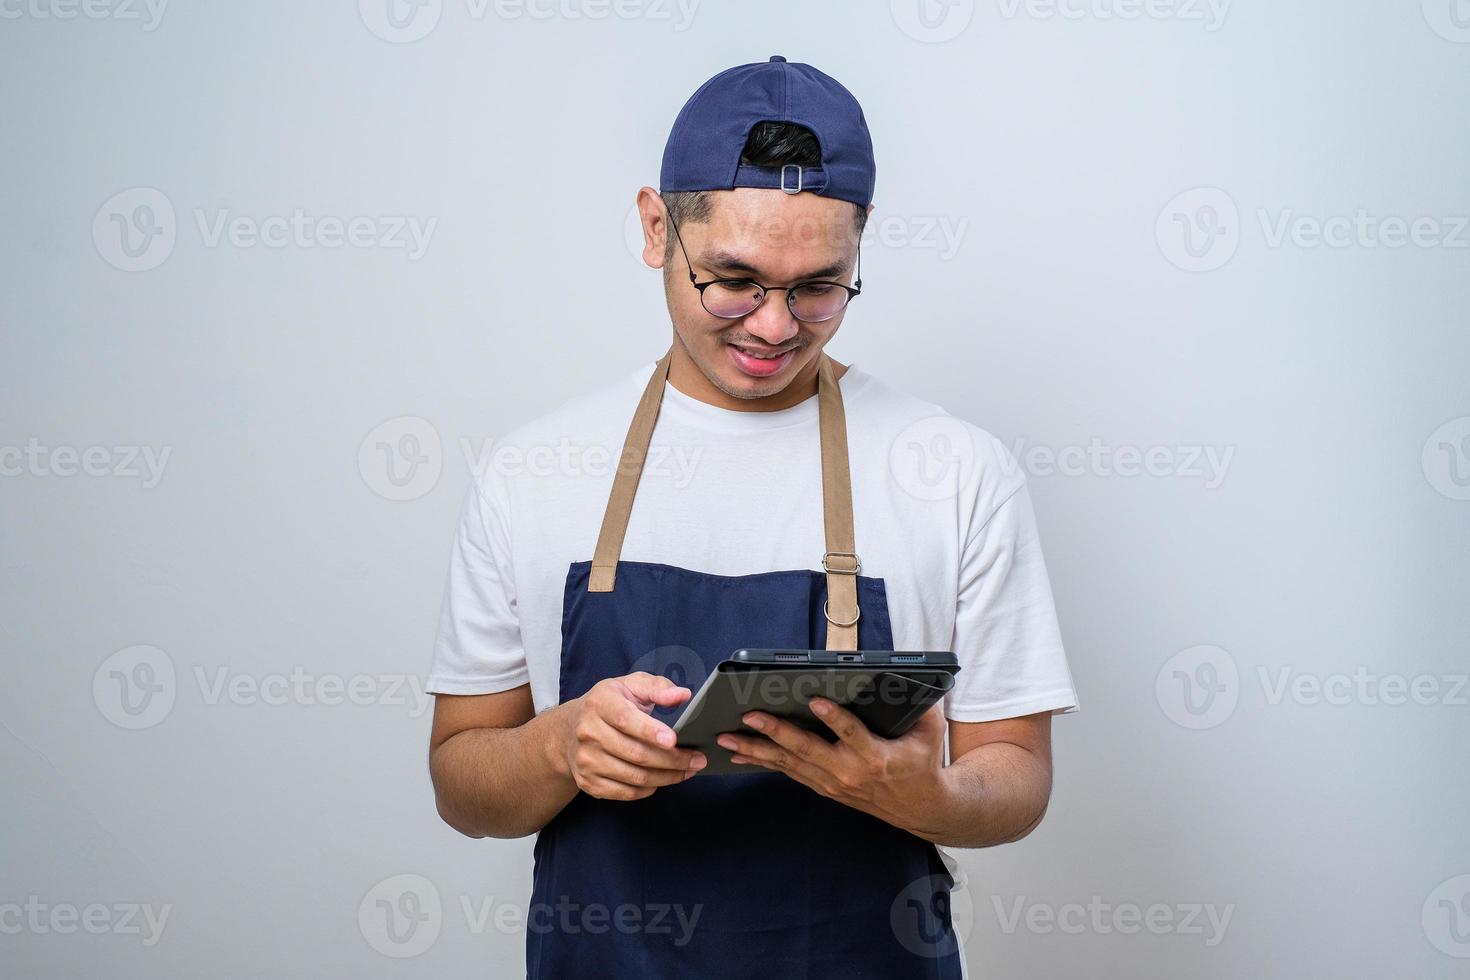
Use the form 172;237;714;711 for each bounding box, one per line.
647;187;863;403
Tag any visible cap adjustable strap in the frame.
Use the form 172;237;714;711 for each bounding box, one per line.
730;163;830;195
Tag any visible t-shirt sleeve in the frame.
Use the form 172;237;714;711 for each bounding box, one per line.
944;460;1079;723
425;464;531;696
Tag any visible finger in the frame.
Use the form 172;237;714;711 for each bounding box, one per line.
718;731;836;790
578;773;661;802
585;751;695;790
620;672;693;710
742;711;838;768
808;698;882;755
602;692;680;748
591;718;706;772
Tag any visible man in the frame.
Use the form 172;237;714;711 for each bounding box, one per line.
426;56;1078;978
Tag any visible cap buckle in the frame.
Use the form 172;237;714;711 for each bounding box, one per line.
780;164;804;194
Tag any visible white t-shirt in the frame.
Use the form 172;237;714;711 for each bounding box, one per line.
427;359;1078;723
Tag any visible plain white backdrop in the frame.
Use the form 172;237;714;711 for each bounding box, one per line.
2;1;1468;976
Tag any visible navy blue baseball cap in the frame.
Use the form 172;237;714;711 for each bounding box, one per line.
659;55;876;210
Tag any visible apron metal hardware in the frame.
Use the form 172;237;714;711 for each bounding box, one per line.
823;599;861;628
822;551;862;574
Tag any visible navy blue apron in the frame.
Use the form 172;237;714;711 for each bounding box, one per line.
527;350;962;979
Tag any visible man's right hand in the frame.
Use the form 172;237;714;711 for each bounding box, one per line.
552;672;707;801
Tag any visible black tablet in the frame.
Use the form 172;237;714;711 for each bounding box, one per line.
672;649;960;775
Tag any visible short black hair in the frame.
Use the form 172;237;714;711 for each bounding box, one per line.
662;121;867;259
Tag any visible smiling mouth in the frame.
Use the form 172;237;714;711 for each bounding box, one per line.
729;342;797;359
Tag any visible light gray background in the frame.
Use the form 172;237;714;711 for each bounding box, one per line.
3;1;1468;976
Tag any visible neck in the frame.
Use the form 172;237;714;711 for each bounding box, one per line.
666;340;849;412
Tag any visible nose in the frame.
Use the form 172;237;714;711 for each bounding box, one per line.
741;290;800;346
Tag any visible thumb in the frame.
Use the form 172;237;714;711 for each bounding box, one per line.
622;671;692;709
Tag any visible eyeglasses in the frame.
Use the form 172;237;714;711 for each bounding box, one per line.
666;210;862;323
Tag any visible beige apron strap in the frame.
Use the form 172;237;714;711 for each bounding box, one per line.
588;349;862;651
817;354;860;651
587;349;673;592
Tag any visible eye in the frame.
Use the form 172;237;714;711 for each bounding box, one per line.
798;283;837;296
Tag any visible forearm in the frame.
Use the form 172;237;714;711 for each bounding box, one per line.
902;742;1053;849
430;703;577;839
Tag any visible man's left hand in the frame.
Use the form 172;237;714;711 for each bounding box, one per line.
716;699;947;834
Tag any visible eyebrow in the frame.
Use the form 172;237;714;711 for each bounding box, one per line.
701;249;851;282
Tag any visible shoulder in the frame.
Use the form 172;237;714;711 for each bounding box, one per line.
843;365;1026;506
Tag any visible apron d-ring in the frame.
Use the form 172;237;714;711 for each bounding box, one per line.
823;599;861;628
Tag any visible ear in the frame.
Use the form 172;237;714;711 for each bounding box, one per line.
635;186;668;271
